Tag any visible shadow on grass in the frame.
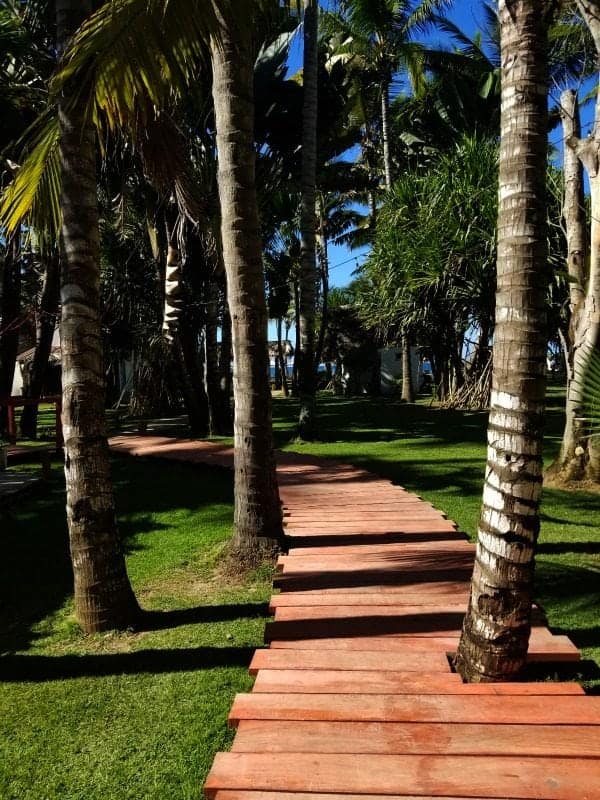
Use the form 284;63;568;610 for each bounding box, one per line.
0;457;235;654
140;603;268;631
0;646;255;682
538;542;600;555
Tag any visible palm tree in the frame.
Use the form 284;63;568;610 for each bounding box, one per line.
56;0;139;633
325;0;451;189
210;2;285;562
3;0;286;567
297;0;319;440
455;0;554;682
549;2;600;483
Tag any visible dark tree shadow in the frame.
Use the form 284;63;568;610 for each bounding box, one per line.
0;457;235;654
0;646;255;683
139;603;269;631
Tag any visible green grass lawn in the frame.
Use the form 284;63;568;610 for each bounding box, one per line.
1;388;599;798
272;388;600;689
0;457;271;800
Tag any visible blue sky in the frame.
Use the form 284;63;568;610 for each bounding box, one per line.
323;0;485;291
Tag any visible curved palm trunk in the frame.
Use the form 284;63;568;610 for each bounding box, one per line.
297;0;319;440
315;200;329;372
277;317;289;397
20;251;60;438
57;0;139;633
549;88;594;482
552;70;600;481
210;8;284;563
455;0;550;682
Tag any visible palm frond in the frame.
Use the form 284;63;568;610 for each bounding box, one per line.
0;111;61;248
52;0;222;131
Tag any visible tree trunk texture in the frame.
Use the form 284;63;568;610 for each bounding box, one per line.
210;8;284;563
205;278;230;434
277;317;289;397
549;82;600;482
0;231;21;405
297;0;319;440
380;78;393;191
401;334;414;402
20;252;61;438
57;0;139;633
178;322;209;435
315;205;329;372
219;299;233;404
455;0;550;682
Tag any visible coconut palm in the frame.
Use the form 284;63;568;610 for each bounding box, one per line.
455;0;555;682
56;0;140;633
210;1;285;561
297;0;319;440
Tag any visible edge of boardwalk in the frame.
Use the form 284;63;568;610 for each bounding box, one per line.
109;435;600;800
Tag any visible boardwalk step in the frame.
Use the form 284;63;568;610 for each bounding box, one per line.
228;692;600;726
251;669;584;696
231;720;600;756
269;592;469;609
268;634;581;662
248;648;452;675
204;752;600;800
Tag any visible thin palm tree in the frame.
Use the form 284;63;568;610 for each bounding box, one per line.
56;0;139;633
210;1;285;561
297;0;319;440
455;0;555;682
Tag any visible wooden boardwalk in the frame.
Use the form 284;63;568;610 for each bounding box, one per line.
110;436;600;800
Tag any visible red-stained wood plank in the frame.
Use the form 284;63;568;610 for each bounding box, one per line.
248;648;452;675
269;592;469;609
228;692;600;726
286;543;472;556
231;720;600;756
212;793;505;800
204;752;600;800
267;634;581;661
252;669;461;694
251;670;584;696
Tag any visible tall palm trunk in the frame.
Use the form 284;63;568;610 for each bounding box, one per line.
297;0;319;440
277;317;289;397
549;87;597;482
400;334;414;402
550;7;600;483
20;251;60;438
380;77;392;191
205;277;229;434
210;6;284;563
0;230;21;405
455;0;550;682
315;198;329;371
57;0;139;633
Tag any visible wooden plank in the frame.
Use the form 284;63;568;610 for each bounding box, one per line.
287;543;472;556
270;582;471;597
231;720;600;756
272;605;468;620
228;692;600;726
269;593;469;609
213;793;505;800
268;635;581;662
248;648;452;675
204;752;600;800
253;669;462;694
251;669;583;696
264;615;466;641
